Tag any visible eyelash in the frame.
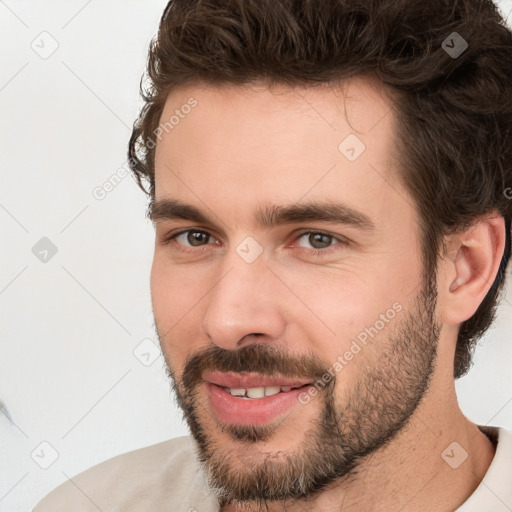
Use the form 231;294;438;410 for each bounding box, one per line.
161;229;348;256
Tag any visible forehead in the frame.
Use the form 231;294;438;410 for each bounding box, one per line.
152;77;413;235
155;77;397;156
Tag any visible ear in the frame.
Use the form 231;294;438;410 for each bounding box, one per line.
438;213;506;326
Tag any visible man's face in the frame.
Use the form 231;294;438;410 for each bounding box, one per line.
150;78;441;504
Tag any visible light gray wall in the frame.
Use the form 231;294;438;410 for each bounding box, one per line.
1;1;511;511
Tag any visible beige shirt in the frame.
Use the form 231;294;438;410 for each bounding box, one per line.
33;425;511;511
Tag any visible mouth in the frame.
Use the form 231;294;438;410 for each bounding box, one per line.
203;372;315;425
203;371;313;390
217;383;309;399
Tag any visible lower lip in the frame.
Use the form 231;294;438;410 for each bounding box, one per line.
206;382;313;426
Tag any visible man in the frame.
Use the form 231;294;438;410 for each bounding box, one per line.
34;0;512;510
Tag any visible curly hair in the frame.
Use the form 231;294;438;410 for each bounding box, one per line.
128;0;512;379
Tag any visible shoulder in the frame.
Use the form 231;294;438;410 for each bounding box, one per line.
33;435;207;511
457;425;512;511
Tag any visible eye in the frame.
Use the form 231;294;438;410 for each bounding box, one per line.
294;231;347;254
168;229;216;248
161;228;347;256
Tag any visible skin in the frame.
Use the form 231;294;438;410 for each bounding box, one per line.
150;76;503;511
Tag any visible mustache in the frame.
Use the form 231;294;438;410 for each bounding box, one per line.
177;342;329;392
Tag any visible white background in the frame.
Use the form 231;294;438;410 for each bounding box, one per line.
0;1;511;510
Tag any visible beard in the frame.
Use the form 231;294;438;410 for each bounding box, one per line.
157;272;441;510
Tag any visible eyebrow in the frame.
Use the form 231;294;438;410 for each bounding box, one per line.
149;198;375;232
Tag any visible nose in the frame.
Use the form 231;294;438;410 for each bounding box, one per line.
200;250;287;350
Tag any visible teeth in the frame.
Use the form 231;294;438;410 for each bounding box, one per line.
264;386;281;396
247;387;265;398
229;388;246;396
224;385;302;398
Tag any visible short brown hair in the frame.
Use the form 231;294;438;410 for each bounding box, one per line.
128;0;512;379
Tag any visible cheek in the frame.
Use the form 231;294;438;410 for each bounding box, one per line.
285;263;389;325
150;254;202;321
150;256;202;362
290;268;405;374
150;256;173;323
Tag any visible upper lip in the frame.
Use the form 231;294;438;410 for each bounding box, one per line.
203;371;313;389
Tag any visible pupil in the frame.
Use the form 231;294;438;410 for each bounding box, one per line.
310;233;331;249
188;231;207;246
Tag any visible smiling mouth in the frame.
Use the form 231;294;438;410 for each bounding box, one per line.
206;381;315;425
218;383;311;399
